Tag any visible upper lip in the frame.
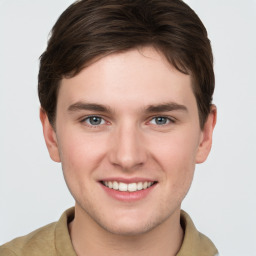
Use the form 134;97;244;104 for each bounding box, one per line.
100;177;157;183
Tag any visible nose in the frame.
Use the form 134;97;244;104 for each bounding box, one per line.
108;123;147;171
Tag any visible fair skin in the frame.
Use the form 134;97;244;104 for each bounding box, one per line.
40;47;216;256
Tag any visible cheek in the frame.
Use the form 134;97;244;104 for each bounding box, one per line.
56;132;105;201
152;130;199;189
154;129;199;166
56;129;107;182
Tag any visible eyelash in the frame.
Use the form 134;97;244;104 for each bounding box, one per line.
81;116;107;127
148;116;175;126
80;115;175;128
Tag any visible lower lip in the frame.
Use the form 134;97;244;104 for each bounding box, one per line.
100;183;156;202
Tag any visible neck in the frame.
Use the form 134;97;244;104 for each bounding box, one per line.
69;205;184;256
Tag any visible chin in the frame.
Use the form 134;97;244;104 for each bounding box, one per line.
96;212;167;236
102;222;153;236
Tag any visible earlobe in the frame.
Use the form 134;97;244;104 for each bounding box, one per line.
196;105;217;164
40;108;61;163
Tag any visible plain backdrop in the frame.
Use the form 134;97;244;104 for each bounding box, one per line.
1;1;256;255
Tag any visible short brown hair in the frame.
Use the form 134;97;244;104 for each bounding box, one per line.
38;0;214;129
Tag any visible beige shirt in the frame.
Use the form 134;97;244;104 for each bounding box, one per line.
0;208;218;256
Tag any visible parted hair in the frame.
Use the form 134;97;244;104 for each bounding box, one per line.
38;0;214;129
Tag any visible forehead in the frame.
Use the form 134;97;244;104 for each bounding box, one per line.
58;47;195;111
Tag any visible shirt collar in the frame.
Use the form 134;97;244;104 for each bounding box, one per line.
55;208;218;256
177;210;218;256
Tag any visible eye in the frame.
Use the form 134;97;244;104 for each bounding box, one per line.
149;116;172;125
83;116;106;126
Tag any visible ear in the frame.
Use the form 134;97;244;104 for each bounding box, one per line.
40;108;61;162
196;105;217;164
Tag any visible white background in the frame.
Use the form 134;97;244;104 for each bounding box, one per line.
0;1;256;255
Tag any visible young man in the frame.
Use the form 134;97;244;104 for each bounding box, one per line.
0;0;218;255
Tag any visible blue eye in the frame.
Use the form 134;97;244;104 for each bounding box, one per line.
84;116;105;126
150;117;170;125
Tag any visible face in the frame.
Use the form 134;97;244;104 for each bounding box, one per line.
41;47;216;236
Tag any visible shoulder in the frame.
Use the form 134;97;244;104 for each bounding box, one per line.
177;210;219;256
0;208;76;256
0;222;57;256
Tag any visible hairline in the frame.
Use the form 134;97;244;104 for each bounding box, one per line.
48;45;206;131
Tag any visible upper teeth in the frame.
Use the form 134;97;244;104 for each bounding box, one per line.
103;181;154;192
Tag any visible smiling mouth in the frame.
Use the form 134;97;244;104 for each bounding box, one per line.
101;181;157;192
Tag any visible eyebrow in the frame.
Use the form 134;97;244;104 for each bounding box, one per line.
145;103;188;113
68;102;112;113
67;101;187;114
